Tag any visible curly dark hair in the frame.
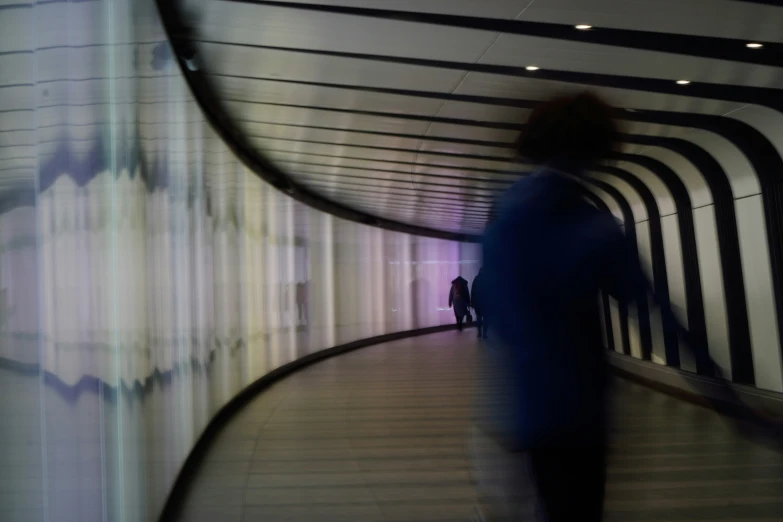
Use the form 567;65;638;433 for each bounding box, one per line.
516;91;620;166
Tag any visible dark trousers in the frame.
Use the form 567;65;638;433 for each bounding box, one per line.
475;312;487;338
455;313;464;331
529;446;606;522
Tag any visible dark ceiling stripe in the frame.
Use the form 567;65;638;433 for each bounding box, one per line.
264;149;511;174
730;0;783;5
332;198;491;217
324;201;490;222
275;160;518;184
299;185;498;205
224;0;783;67
345;215;484;228
198;41;783;111
625;135;754;384
209;73;537;109
307;196;493;216
289;168;513;188
315;190;495;211
250;135;514;163
318;192;492;217
374;215;487;226
586;179;649;357
294;170;504;195
239;119;511;148
225;98;521;130
592;167;678;365
298;177;502;200
267;150;519;176
330;192;492;210
330;202;490;222
301;187;497;209
156;0;481;242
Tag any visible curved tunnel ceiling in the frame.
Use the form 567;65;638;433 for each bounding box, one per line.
158;0;783;240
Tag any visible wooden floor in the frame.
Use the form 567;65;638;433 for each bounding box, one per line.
175;331;783;522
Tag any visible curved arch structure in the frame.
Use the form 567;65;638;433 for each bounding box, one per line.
3;0;783;520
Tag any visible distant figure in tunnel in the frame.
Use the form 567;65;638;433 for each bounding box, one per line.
296;281;308;326
471;268;488;339
448;276;471;331
475;91;714;522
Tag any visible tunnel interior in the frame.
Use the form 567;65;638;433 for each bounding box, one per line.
1;0;783;521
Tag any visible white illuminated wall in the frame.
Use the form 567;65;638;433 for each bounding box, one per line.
0;1;481;520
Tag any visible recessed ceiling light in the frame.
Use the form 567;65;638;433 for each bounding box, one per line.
746;42;763;48
575;24;592;30
676;80;691;85
526;65;540;71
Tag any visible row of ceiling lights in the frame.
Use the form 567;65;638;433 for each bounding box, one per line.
573;23;765;49
522;64;693;85
523;25;765;85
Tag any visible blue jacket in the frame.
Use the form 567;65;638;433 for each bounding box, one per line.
480;170;647;449
471;271;486;314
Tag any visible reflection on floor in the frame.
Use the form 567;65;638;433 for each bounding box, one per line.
175;331;783;522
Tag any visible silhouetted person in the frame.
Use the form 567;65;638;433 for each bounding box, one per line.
478;91;722;521
471;268;488;339
448;276;471;331
294;281;307;325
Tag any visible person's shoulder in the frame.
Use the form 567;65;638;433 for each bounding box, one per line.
591;205;624;233
502;172;544;200
494;173;545;217
581;204;627;254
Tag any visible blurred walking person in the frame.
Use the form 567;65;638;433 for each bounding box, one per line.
472;268;488;339
474;91;717;522
448;276;471;331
